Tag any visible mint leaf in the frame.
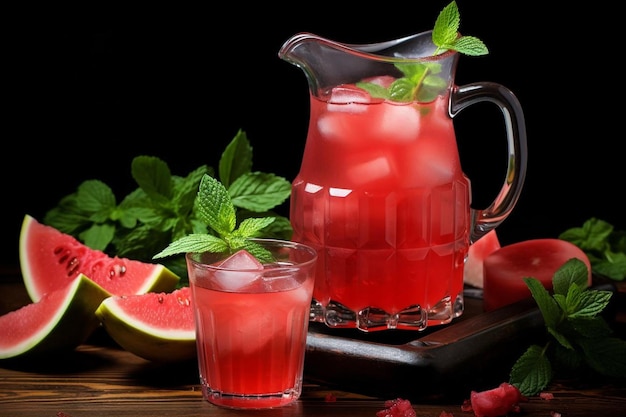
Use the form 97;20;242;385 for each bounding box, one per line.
432;0;460;49
154;234;229;258
511;258;624;396
153;173;276;261
569;289;613;318
509;345;552;396
219;129;253;188
356;1;488;103
552;258;590;295
195;174;236;236
524;277;560;328
449;36;489;56
232;217;276;238
229;172;292;212
560;218;626;281
131;155;173;204
79;223;116;251
579;337;626;377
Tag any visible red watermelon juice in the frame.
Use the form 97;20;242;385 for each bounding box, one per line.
290;83;470;331
186;240;317;410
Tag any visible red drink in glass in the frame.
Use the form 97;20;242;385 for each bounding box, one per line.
186;240;316;409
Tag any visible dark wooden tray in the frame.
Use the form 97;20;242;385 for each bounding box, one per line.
303;283;618;402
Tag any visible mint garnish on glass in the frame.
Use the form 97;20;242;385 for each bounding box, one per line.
357;1;488;103
153;174;277;263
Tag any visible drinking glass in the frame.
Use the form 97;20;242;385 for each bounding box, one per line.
186;239;317;409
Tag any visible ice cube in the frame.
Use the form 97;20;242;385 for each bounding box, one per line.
329;85;371;108
212;250;264;292
376;105;420;143
345;155;393;185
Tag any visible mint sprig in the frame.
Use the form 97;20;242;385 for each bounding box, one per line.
152;174;276;263
509;258;626;396
356;1;488;103
43;129;292;279
559;218;626;281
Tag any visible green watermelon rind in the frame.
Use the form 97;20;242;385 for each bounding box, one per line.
19;214;181;302
95;289;196;363
0;274;111;361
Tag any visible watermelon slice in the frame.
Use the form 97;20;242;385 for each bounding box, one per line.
19;214;180;302
463;229;501;288
95;286;196;362
0;274;111;360
482;238;592;311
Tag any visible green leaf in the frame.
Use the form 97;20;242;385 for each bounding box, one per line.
219;129;253;188
547;326;574;350
355;81;390;99
229;172;292;212
153;234;229;259
131;156;173;204
232;217;276;238
449;36;488;56
578;337;626;377
553;258;590;295
172;165;211;214
240;240;275;264
569;289;613;318
559;218;613;253
559;218;626;281
593;252;626;281
195;174;236;236
75;180;117;212
432;1;460;48
509;344;552;397
78;223;116;251
525;277;561;328
568;316;613;338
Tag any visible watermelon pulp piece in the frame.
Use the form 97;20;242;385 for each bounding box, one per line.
95;286;196;362
0;274;111;360
19;214;180;302
463;229;501;288
482;238;592;311
469;382;524;417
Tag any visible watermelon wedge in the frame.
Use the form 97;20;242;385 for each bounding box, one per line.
0;274;111;360
463;229;501;288
95;286;196;362
19;214;180;302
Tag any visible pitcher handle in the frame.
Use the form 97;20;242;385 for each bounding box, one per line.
450;82;528;244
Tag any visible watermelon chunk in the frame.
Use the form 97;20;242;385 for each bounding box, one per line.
482;238;592;311
95;286;196;362
463;230;501;288
0;274;110;360
19;215;180;302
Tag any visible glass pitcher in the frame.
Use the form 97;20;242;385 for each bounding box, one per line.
278;31;527;332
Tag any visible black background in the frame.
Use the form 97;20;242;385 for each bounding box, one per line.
4;1;622;266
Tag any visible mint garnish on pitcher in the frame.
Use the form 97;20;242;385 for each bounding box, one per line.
357;1;488;102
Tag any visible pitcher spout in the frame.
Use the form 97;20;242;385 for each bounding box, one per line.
278;31;458;100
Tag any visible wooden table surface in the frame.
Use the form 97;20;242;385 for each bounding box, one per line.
1;266;625;417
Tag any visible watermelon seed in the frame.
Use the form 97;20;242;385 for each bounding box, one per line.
108;264;127;279
158;296;164;303
67;257;80;276
177;297;190;306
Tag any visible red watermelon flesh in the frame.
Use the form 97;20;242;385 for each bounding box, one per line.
105;286;195;335
0;274;111;360
463;229;501;288
19;215;180;303
482;238;592;311
95;286;196;362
